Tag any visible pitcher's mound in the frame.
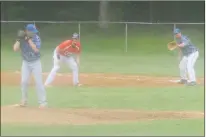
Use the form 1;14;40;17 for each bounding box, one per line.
1;106;204;125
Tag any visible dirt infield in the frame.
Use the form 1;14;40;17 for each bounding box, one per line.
1;106;204;125
1;71;204;87
1;71;204;125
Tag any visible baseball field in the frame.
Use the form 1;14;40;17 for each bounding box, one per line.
1;23;204;136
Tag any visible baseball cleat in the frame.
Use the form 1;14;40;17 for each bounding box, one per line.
39;104;48;109
186;81;197;86
177;79;188;84
74;83;82;87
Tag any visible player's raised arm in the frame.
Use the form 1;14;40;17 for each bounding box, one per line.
13;30;25;51
27;39;39;52
24;24;41;52
13;41;20;51
26;35;39;52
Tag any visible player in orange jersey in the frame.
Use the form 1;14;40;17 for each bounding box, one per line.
44;33;81;87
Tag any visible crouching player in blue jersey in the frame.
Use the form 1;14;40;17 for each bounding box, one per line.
13;24;47;108
174;28;199;86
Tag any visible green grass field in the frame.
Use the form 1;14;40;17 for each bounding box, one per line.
1;23;204;136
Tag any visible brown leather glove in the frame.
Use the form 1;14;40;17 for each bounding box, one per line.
167;41;177;51
17;30;26;42
25;32;34;41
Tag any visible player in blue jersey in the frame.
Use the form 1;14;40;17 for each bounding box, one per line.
13;24;47;108
174;28;199;86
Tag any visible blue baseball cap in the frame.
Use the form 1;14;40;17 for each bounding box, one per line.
25;24;38;33
174;28;181;35
72;33;79;39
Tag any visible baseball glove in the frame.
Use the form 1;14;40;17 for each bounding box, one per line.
17;30;26;39
26;31;35;38
16;30;26;42
167;41;177;51
25;31;35;41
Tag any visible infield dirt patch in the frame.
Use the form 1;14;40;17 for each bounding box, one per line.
1;71;204;87
1;71;204;125
1;106;204;125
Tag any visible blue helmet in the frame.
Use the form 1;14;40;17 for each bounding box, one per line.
173;28;181;35
25;24;38;33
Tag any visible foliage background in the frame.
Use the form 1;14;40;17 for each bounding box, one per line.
1;1;204;22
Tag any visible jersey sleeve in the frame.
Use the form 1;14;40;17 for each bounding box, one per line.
33;35;41;49
182;36;190;46
58;40;71;49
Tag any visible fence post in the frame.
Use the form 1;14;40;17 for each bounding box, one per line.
173;23;176;41
33;20;40;35
78;23;81;41
125;23;128;52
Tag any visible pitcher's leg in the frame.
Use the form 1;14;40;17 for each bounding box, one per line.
66;57;79;85
187;51;199;82
21;61;31;104
179;56;188;83
44;58;60;86
32;60;47;106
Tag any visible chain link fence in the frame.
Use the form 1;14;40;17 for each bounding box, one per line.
1;21;204;54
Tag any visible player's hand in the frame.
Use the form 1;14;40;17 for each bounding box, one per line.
71;42;77;48
25;32;34;41
57;54;60;60
24;35;32;41
25;36;32;41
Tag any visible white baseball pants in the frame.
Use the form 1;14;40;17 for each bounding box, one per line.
44;49;79;86
179;51;199;82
